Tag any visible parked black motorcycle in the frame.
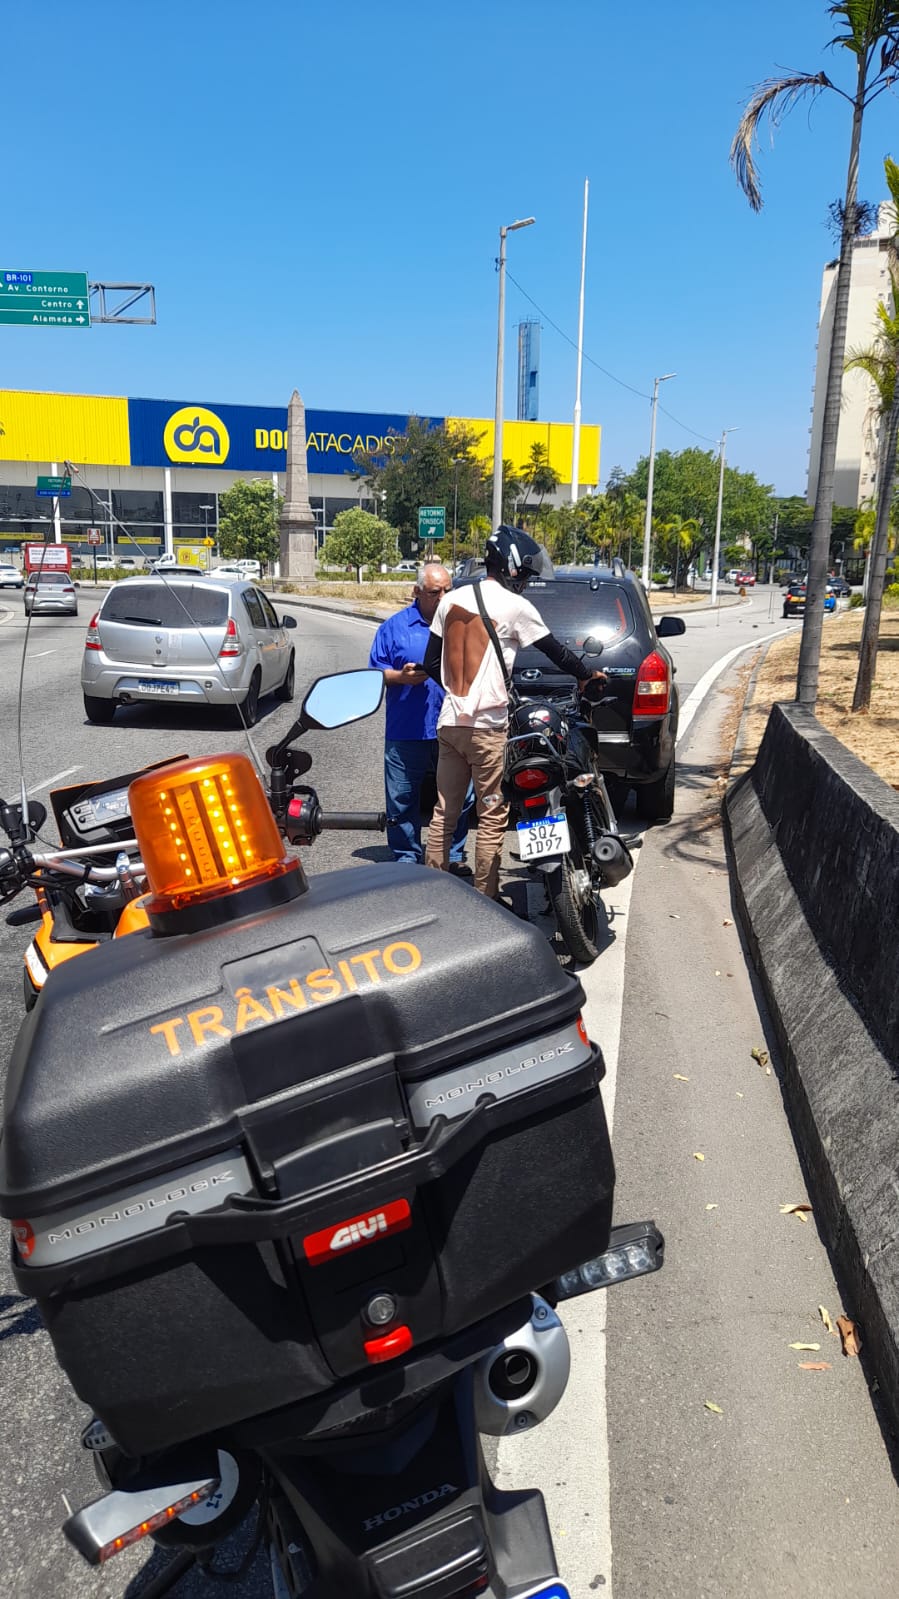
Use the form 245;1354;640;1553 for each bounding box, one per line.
1;669;661;1599
503;660;633;965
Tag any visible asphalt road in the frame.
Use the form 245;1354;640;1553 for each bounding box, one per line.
0;587;895;1599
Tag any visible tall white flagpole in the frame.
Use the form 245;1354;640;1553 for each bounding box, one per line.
571;178;589;503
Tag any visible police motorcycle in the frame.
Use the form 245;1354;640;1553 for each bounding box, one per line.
503;653;633;967
0;664;663;1599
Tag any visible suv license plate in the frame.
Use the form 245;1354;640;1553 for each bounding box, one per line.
137;680;179;696
517;815;570;859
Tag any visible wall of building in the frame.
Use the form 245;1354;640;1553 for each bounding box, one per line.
807;212;892;508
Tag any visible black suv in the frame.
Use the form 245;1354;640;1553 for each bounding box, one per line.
456;563;685;820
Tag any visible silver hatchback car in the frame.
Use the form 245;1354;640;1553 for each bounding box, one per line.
24;572;79;615
80;576;297;725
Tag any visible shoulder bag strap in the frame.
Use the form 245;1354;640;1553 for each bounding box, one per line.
473;579;511;689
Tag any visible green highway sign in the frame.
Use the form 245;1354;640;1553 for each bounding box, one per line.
0;270;90;328
36;475;72;497
418;505;446;541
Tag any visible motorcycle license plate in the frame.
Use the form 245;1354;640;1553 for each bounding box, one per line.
137;680;179;696
517;815;570;860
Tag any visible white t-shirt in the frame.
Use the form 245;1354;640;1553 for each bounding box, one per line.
430;578;548;729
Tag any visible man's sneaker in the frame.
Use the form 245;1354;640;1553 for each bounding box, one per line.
448;861;473;878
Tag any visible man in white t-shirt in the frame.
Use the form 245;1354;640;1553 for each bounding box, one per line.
423;526;605;898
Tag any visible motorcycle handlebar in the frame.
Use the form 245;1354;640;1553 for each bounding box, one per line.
319;812;386;831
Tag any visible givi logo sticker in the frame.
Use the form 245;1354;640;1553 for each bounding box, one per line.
303;1199;412;1266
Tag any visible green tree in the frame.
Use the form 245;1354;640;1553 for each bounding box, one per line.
321;508;397;582
621;448;773;559
519;442;561;522
217;478;282;569
845;155;899;709
731;1;899;706
352;418;488;555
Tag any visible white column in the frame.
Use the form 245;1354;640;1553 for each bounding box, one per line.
571;178;589;503
163;467;174;556
51;461;62;543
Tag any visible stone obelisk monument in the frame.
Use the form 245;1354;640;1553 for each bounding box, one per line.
279;389;317;580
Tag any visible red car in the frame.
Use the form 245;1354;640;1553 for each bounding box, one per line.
734;571;756;587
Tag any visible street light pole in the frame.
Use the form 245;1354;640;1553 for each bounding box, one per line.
571;178;589;504
200;503;214;569
492;216;535;533
452;456;464;572
709;428;739;607
640;373;675;588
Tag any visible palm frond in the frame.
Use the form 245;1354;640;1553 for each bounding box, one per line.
730;72;832;210
827;2;899;57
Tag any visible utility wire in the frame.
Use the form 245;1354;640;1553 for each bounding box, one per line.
504;269;720;448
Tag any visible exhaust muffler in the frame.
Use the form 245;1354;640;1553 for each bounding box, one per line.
591;833;633;886
474;1294;570;1437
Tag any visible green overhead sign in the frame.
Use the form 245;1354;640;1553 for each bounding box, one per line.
0;270;91;327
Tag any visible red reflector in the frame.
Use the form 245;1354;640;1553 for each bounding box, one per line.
12;1220;34;1260
513;767;548;791
218;617;241;657
303;1198;412;1266
523;794;547;809
634;650;670;716
364;1324;413;1364
577;1014;589;1047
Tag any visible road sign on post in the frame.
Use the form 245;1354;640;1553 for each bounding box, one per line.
36;475;71;497
86;529;102;546
418;506;446;542
0;271;91;328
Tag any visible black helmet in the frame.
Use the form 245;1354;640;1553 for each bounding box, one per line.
485;525;550;589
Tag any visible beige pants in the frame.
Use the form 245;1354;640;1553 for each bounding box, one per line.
426;724;508;898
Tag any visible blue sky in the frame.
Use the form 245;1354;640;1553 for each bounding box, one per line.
4;0;898;496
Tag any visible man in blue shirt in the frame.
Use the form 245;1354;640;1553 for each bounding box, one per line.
369;563;472;871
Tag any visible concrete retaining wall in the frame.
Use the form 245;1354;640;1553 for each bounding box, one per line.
725;703;899;1437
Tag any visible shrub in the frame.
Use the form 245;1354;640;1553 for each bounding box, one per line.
848;592;865;608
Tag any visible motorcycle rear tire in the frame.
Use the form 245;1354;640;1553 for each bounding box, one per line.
547;846;600;966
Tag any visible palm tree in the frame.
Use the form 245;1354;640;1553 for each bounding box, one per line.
519;442;561;522
845;157;899;709
731;2;899;709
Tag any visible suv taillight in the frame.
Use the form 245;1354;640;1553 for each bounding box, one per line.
84;612;102;650
218;617;242;657
634;650;670;716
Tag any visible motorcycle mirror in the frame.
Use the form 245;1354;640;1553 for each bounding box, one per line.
582;636;604;658
265;747;312;778
301;669;385;731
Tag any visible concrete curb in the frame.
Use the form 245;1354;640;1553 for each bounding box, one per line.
724;708;899;1438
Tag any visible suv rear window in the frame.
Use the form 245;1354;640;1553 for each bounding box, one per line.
522;580;636;645
102;583;229;628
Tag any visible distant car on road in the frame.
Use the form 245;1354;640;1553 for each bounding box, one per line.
828;575;851;597
725;568;739;584
116;556;143;571
24;572;78;616
92;555;118;572
0;562;24;589
734;571;756;587
782;582;836;618
80;575;297;726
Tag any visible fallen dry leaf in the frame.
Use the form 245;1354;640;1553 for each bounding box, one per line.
837;1316;862;1358
819;1305;836;1336
704;1401;724;1415
673;1073;690;1082
723;918;733;927
693;1152;705;1162
798;1362;832;1371
788;1342;821;1351
780;1204;813;1221
669;913;681;920
736;1092;744;1098
751;1046;769;1067
705;1203;719;1211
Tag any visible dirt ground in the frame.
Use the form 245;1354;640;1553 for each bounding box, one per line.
740;607;899;789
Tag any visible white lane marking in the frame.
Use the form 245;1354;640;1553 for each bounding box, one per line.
493;862;640;1597
27;765;81;795
30;650;55;658
676;625;797;745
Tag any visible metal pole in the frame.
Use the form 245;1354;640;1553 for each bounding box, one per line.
50;462;63;544
492;217;535;532
709;427;739;608
571;178;589;504
640;373;675;587
453;463;460;571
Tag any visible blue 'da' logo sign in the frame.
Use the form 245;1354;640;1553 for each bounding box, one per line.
163;405;230;465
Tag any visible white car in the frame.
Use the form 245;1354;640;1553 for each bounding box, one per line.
92;555;118;571
0;562;24;588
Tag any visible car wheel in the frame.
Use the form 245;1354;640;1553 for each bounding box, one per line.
83;694;116;725
277;652;295;703
237;669;261;728
636;757;675;822
782;606;790;619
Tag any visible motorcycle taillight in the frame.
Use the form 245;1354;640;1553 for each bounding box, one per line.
512;767;549;791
